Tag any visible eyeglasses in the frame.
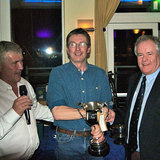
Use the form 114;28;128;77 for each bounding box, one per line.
69;42;88;48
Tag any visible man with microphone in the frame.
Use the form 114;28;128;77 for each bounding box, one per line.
0;41;54;160
0;41;107;160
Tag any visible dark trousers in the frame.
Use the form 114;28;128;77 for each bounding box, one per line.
125;144;140;160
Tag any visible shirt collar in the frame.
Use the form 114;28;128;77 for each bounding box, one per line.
68;61;89;74
142;67;160;82
0;79;12;90
0;78;23;91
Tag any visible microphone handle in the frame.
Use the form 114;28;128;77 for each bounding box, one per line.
24;109;31;125
19;85;31;125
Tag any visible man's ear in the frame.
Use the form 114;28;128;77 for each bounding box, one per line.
87;47;91;58
87;47;91;54
66;48;70;59
66;47;69;53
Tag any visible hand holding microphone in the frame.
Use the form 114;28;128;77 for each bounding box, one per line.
19;85;31;125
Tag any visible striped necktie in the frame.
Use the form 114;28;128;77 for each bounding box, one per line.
128;76;146;153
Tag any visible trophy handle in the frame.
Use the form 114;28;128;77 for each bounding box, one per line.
97;102;109;132
97;112;108;132
77;102;86;120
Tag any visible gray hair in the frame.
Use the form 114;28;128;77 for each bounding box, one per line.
134;35;160;56
0;41;22;64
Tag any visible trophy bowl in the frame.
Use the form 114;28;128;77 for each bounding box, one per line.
77;101;110;157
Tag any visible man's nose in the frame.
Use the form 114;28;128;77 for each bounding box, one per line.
142;55;148;62
17;62;23;70
76;44;80;50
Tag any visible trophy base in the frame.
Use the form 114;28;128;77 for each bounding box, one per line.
88;142;110;157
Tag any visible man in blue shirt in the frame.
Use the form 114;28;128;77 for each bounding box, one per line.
47;28;115;160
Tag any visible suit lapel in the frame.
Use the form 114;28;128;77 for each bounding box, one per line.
140;71;160;128
128;73;141;111
126;73;141;127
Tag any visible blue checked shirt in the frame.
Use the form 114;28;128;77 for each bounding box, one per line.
46;61;112;131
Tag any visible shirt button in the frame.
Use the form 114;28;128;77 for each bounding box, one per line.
96;87;98;90
82;90;85;93
78;69;81;72
81;78;84;80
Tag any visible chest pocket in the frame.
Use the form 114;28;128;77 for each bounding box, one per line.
87;85;101;101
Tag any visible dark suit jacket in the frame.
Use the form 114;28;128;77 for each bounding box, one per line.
125;71;160;160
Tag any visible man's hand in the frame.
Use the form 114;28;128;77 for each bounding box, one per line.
12;96;32;116
102;107;115;123
91;124;105;143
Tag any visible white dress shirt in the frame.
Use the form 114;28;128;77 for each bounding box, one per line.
0;77;54;160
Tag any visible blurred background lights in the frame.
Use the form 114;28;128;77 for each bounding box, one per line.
36;29;53;38
133;29;140;34
121;0;150;1
24;0;61;2
45;47;54;55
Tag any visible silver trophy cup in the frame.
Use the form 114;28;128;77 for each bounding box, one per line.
77;101;110;157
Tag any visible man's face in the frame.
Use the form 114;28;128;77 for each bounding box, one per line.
66;34;91;65
137;39;160;75
0;52;23;86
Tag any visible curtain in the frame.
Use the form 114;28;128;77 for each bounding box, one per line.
95;0;121;72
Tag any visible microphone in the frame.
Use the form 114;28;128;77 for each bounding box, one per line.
19;85;31;125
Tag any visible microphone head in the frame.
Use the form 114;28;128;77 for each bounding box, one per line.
19;85;27;96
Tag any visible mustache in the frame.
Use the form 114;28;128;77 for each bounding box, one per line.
15;71;22;75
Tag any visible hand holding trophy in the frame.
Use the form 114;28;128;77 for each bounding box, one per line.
77;102;110;157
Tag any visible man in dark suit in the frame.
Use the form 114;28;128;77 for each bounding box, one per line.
125;35;160;160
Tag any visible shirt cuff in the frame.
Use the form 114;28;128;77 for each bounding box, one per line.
3;108;21;125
